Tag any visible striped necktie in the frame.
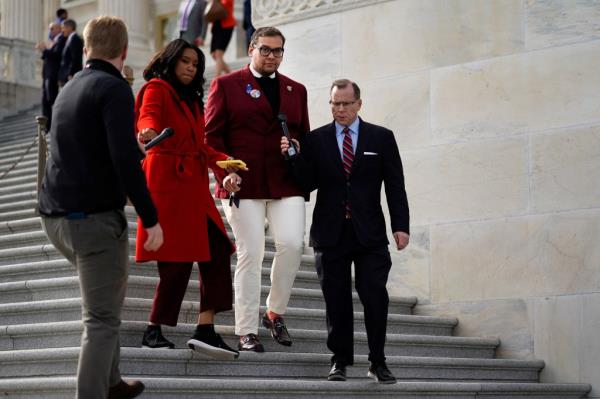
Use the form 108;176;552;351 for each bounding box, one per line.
342;127;354;217
342;127;354;178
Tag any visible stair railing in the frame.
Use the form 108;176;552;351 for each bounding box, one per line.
35;116;48;214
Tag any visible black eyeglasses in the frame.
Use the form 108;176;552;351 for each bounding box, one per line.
254;45;285;58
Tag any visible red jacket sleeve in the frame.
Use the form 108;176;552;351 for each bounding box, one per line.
136;81;165;133
204;77;229;182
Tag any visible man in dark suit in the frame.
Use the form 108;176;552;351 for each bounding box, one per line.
39;16;163;399
36;22;66;130
205;26;310;352
58;19;83;87
282;79;410;384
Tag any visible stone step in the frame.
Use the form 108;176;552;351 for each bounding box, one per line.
0;346;527;382
0;149;37;169
0;296;416;329
0;231;317;271
0;300;455;342
0;377;591;399
3;163;37;180
0;275;415;315
0;207;38;223
0;181;36;196
0;321;494;359
0;172;36;187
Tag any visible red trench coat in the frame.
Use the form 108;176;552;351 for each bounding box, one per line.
134;78;234;262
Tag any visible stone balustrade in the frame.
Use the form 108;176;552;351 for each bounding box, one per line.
252;0;389;27
0;37;41;120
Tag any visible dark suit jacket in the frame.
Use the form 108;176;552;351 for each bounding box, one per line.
205;65;310;200
58;33;83;83
292;118;410;248
41;35;66;80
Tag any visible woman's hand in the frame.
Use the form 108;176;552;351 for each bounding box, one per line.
223;172;242;192
137;128;158;144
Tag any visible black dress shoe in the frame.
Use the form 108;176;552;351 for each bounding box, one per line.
141;325;175;349
262;313;292;346
238;333;264;352
367;362;397;384
327;362;347;382
108;379;145;399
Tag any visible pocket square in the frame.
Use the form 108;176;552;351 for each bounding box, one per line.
364;151;378;156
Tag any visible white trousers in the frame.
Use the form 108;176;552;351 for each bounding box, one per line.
222;196;305;335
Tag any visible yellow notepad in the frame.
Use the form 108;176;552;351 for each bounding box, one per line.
216;159;247;169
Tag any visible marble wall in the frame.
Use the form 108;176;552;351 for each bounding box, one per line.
268;0;600;396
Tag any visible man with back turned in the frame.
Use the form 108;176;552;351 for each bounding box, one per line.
39;16;163;399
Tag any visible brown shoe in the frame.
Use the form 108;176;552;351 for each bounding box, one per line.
238;333;264;352
108;379;145;399
262;313;292;346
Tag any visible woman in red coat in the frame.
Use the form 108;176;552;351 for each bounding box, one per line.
135;39;239;360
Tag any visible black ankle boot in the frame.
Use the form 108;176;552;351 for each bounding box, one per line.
142;325;175;349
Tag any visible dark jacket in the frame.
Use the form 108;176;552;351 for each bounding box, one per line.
292;118;410;248
41;35;66;80
58;32;83;83
39;59;158;228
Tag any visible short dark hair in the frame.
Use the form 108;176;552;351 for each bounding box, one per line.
330;79;361;100
250;27;285;48
62;19;77;31
56;8;68;18
143;39;206;106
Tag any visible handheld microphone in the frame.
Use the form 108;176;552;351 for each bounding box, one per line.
144;127;174;151
277;113;298;160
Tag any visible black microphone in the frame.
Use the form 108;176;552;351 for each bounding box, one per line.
144;127;174;151
277;113;298;160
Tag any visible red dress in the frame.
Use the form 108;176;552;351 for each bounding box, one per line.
134;78;234;262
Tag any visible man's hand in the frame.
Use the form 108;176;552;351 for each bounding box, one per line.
35;41;47;51
393;231;409;251
144;223;164;251
194;37;205;47
223;172;242;192
280;136;300;155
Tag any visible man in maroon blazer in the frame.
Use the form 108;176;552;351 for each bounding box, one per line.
205;27;309;352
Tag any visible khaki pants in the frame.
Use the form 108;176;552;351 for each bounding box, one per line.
41;210;129;399
222;196;305;336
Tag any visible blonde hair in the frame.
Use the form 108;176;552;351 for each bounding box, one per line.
83;16;128;59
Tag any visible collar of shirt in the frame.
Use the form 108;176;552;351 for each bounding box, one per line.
249;64;276;79
335;118;360;156
85;59;127;82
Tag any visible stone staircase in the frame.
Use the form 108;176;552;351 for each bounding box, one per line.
0;108;591;398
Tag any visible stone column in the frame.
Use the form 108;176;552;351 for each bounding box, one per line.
0;0;44;42
97;0;152;90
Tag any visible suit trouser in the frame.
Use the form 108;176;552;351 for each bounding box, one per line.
222;196;305;336
315;219;392;366
41;210;129;399
41;78;59;130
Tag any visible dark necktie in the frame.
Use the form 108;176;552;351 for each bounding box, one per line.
342;127;354;217
342;127;354;178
